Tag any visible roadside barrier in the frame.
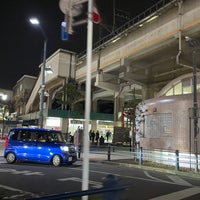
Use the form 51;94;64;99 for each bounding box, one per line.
79;144;200;172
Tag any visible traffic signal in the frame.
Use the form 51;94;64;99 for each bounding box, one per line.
61;21;69;41
92;2;101;24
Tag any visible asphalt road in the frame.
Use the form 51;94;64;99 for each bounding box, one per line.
0;156;200;200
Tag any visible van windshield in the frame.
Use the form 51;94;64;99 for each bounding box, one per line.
47;131;65;142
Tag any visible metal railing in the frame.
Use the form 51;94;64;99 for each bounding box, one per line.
77;0;176;59
136;148;199;171
78;144;200;172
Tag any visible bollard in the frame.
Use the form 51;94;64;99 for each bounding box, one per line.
112;145;115;152
175;150;179;171
78;144;81;158
107;144;111;161
103;174;119;200
139;147;143;165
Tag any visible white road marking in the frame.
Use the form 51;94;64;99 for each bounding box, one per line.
0;169;16;173
144;171;172;184
57;177;102;188
149;187;200;200
168;175;193;187
11;170;32;174
88;180;103;188
0;168;44;176
0;184;25;192
0;184;37;199
68;167;195;186
144;171;194;187
23;171;44;176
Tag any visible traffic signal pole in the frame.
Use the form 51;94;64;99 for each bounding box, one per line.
82;0;93;199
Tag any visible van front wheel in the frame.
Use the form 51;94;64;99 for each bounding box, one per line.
52;155;61;167
6;152;16;164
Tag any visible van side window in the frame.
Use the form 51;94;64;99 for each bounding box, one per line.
20;131;31;141
46;133;53;142
50;132;63;142
11;131;19;140
30;131;37;141
36;132;46;142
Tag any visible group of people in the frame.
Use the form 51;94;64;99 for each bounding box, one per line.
89;129;112;145
89;130;99;143
68;127;112;147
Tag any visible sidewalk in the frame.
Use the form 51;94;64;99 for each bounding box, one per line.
0;139;4;156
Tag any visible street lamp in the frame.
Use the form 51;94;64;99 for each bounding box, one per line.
30;17;47;128
185;36;199;172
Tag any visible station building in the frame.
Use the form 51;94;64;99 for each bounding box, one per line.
2;0;200;154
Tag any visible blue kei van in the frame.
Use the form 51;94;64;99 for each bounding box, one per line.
4;127;77;166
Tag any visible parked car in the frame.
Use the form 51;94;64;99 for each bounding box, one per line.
4;127;77;166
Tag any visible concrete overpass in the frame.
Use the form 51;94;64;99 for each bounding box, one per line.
75;0;200;106
26;0;200;126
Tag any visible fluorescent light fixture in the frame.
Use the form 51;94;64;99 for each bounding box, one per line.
185;36;191;42
29;18;40;25
111;37;121;43
146;15;158;23
45;65;53;74
2;95;7;101
0;94;7;101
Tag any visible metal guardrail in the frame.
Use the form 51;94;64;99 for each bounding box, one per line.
135;148;200;171
79;144;200;172
77;0;176;59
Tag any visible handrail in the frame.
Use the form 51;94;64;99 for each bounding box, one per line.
83;145;200;172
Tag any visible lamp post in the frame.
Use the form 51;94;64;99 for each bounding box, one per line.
185;36;199;172
0;94;8;139
30;18;47;128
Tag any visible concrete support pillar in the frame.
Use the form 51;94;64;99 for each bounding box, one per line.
60;118;69;134
142;85;155;100
91;120;97;131
90;98;98;131
47;93;52;109
114;94;124;127
43;118;46;129
92;98;98;112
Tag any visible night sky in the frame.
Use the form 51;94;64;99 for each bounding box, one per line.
1;0;158;90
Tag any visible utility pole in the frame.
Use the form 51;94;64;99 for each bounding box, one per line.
82;1;93;199
185;36;199;172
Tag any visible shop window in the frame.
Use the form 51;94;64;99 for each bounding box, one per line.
174;82;182;95
197;77;200;92
164;76;200;97
165;88;173;96
182;78;192;94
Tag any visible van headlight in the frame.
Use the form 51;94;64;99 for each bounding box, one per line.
60;146;69;152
